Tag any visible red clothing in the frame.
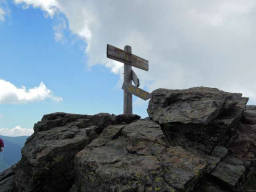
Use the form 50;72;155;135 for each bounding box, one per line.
0;138;4;148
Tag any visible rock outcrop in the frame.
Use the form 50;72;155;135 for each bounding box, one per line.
14;113;140;192
1;86;256;192
148;87;248;153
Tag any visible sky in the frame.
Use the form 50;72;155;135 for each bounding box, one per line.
0;0;256;136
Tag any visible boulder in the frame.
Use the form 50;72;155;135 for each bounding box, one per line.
148;87;248;153
148;87;229;125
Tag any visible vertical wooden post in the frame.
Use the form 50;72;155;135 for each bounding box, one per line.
124;45;132;114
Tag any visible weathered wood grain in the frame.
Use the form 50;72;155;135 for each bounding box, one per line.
123;46;133;114
122;83;151;101
107;44;149;71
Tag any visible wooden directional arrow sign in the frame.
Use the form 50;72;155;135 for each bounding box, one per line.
122;83;151;101
107;44;149;71
131;70;140;87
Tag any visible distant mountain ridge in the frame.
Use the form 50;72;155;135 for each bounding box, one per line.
0;135;28;172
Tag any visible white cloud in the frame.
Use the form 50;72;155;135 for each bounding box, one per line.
53;17;67;42
14;0;256;102
0;79;62;104
54;31;62;42
14;0;58;17
0;7;5;21
0;126;33;136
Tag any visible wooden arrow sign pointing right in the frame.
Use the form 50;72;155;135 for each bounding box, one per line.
122;83;151;100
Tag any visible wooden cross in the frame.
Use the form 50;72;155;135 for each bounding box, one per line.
107;44;151;114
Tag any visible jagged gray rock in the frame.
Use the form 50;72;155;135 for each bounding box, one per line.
71;120;207;192
211;155;246;188
242;108;256;124
0;165;15;192
148;87;248;153
229;107;256;161
148;87;229;125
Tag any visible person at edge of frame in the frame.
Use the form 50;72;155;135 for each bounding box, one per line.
0;137;4;152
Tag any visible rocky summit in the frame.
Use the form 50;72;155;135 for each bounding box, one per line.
1;87;256;192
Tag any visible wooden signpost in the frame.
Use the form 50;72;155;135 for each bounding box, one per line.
107;44;151;114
